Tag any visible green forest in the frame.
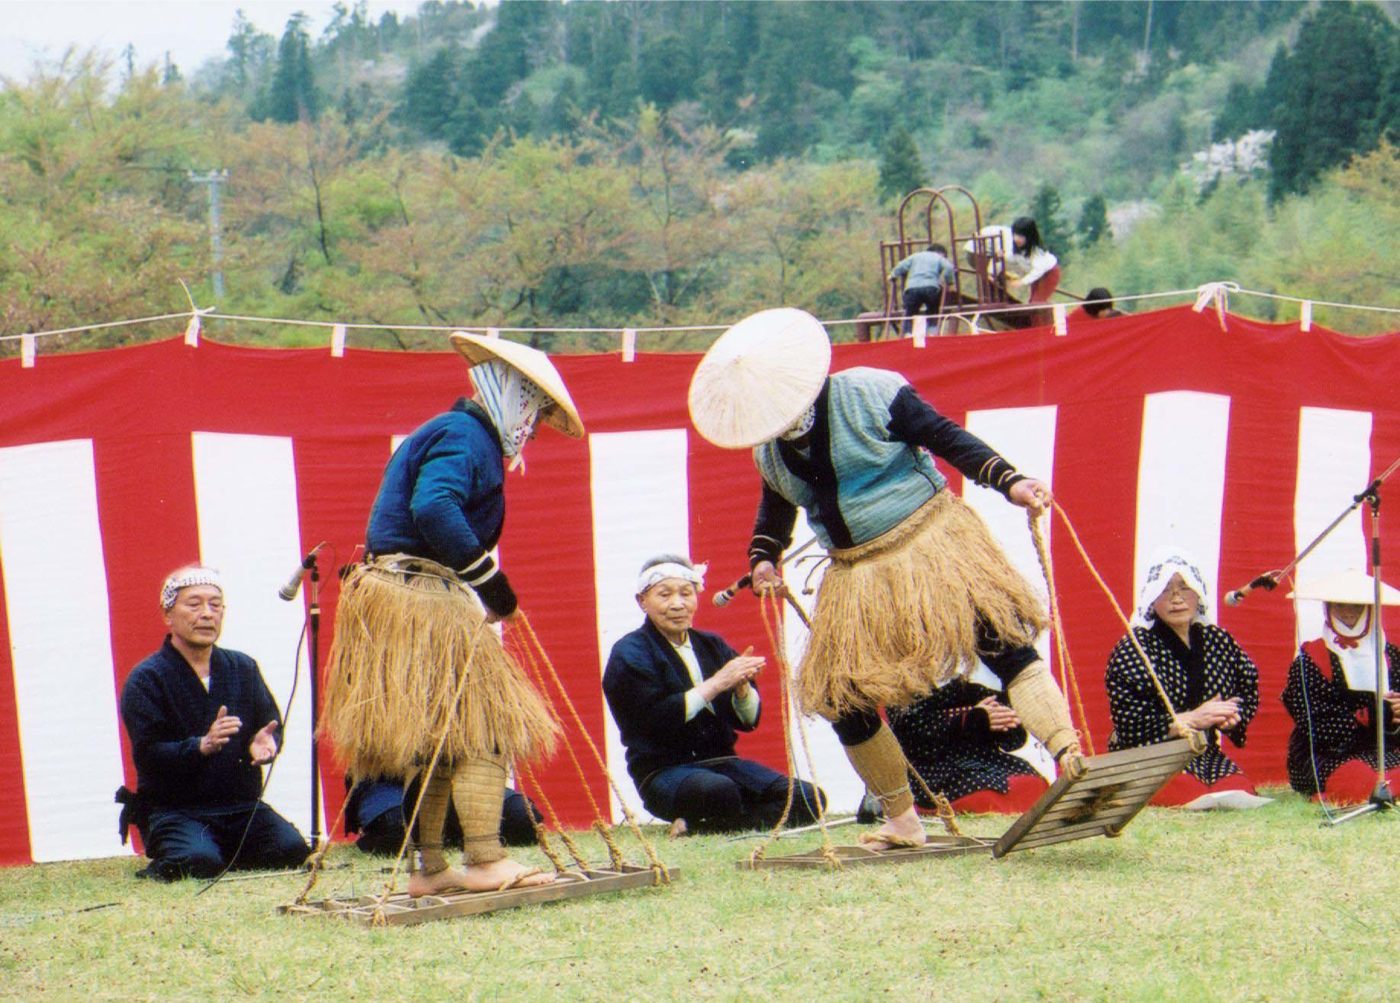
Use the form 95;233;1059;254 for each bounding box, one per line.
1;0;1396;354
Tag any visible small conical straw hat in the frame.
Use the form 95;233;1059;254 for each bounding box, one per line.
688;308;831;449
1287;568;1400;605
450;332;585;438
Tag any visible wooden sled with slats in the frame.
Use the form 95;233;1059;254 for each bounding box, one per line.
280;862;678;927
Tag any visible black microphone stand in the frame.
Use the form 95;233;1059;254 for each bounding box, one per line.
1327;480;1394;826
1227;456;1399;825
306;557;323;847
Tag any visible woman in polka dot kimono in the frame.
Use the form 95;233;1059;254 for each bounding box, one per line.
1281;569;1400;806
887;670;1049;815
1106;547;1269;809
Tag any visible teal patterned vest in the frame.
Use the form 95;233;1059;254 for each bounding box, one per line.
753;367;946;549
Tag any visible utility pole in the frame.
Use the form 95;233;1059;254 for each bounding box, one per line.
188;169;229;300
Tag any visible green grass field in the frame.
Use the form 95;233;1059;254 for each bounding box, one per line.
1;790;1395;1001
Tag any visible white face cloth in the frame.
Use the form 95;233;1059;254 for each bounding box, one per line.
470;360;552;472
780;405;816;441
636;561;707;596
1324;605;1385;692
1132;546;1212;629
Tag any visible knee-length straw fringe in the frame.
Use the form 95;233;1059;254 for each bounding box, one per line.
321;554;559;779
798;491;1047;719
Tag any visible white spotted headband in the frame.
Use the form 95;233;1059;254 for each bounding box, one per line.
636;562;707;596
160;568;224;610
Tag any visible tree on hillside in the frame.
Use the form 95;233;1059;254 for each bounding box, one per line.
1030;182;1072;262
225;11;274;99
399;46;463;139
1268;2;1398;200
878;126;924;202
261;14;320;123
1077;193;1110;249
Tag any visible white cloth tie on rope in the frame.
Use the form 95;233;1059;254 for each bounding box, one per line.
911;314;928;348
20;334;35;368
621;328;637;363
1300;300;1313;333
1192;281;1239;332
1052;303;1067;336
331;323;347;357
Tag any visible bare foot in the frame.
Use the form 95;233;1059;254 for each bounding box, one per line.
407;866;471;898
461;857;555;892
859;806;927;851
666;818;688;839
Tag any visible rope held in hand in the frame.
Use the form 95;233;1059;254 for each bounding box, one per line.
1027;508;1096;755
1047;500;1206;755
515;611;671;884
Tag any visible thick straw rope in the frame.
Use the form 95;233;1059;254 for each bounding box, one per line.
1049;501;1207;755
751;588;962;867
513;612;671;884
509;621;627;871
292;800;349;906
1027;509;1096;754
515;760;587;874
751;591;839;868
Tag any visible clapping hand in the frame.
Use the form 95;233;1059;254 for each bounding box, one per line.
199;706;242;756
248;720;280;765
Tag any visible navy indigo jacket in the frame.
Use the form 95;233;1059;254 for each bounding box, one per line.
603;619;762;788
120;638;282;810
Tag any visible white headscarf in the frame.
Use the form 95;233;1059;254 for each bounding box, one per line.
160;567;224;610
1323;604;1385;692
1132;546;1212;629
636;561;707;596
470;360;552;472
780;404;816;441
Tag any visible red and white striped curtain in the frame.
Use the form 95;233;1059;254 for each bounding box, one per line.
0;305;1396;864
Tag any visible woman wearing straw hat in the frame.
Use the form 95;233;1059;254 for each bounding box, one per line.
1282;569;1400;805
322;332;584;896
687;307;1083;849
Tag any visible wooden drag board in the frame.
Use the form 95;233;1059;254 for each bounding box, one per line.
279;863;678;927
992;739;1196;858
737;833;994;871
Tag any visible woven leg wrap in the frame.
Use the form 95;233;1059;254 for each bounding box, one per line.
843;723;914;818
1007;660;1080;759
452;756;509;866
410;765;453;876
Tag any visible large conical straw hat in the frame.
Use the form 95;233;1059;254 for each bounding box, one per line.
1287;568;1400;605
450;332;585;438
688;308;831;449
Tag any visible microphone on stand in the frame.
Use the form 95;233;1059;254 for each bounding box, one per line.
278;542;327;601
1224;572;1280;607
713;574;753;608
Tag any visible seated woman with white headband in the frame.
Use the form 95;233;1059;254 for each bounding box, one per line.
603;554;825;834
1282;569;1400;806
1106;547;1268;809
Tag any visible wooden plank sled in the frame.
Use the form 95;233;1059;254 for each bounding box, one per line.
279;863;678;927
737;833;994;871
992;739;1196;858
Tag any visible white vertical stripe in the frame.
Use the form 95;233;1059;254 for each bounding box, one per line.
1134;392;1232;620
780;512;863;814
191;433;315;835
0;440;127;861
1294;408;1372;642
589;429;690;822
964;406;1058;659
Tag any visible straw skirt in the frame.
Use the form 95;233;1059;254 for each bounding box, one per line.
797;491;1046;719
321;554;559;779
